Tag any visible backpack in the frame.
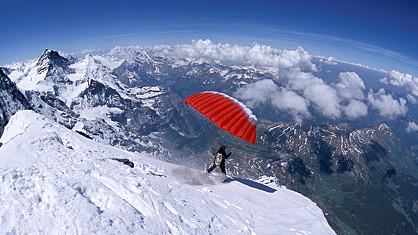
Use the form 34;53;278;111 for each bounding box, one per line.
214;153;223;166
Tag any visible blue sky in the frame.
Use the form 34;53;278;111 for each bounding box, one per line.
1;0;417;75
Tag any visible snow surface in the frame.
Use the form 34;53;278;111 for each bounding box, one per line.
78;106;123;131
7;59;52;93
0;111;335;235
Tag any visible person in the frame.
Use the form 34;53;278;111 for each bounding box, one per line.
207;145;232;175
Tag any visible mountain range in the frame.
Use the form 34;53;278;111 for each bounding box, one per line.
1;42;418;234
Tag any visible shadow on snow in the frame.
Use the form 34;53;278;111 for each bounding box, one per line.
228;177;277;193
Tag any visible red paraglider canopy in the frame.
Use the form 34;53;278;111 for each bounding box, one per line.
184;91;257;144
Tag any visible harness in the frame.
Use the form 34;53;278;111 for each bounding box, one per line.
214;153;223;166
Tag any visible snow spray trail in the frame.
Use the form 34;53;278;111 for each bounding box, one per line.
170;167;226;186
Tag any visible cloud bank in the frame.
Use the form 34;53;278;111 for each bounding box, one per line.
150;40;411;123
234;79;309;123
380;70;418;97
235;70;371;122
154;39;316;70
283;68;341;118
282;70;369;119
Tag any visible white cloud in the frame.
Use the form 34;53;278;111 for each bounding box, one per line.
153;39;316;70
406;94;417;104
304;83;341;118
283;68;341;119
406;121;418;133
237;69;372;120
335;72;368;119
380;70;418;97
168;40;413;122
271;89;310;123
233;79;279;107
335;72;365;100
320;56;338;65
367;89;408;119
234;79;310;122
379;77;389;85
343;100;368;119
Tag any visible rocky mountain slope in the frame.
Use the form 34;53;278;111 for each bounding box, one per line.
0;68;31;136
212;121;418;234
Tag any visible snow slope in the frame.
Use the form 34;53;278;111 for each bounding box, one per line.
0;111;335;235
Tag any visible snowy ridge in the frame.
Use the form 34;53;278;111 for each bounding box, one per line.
0;111;334;235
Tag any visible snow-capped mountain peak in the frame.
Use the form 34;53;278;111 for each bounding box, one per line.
36;49;71;74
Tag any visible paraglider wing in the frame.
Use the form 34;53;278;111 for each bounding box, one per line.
184;91;257;144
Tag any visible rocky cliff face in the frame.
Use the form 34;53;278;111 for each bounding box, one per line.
0;68;31;136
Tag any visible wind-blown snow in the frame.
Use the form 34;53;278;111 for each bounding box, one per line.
0;111;334;235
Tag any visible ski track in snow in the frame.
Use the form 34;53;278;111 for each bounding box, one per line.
0;111;335;235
